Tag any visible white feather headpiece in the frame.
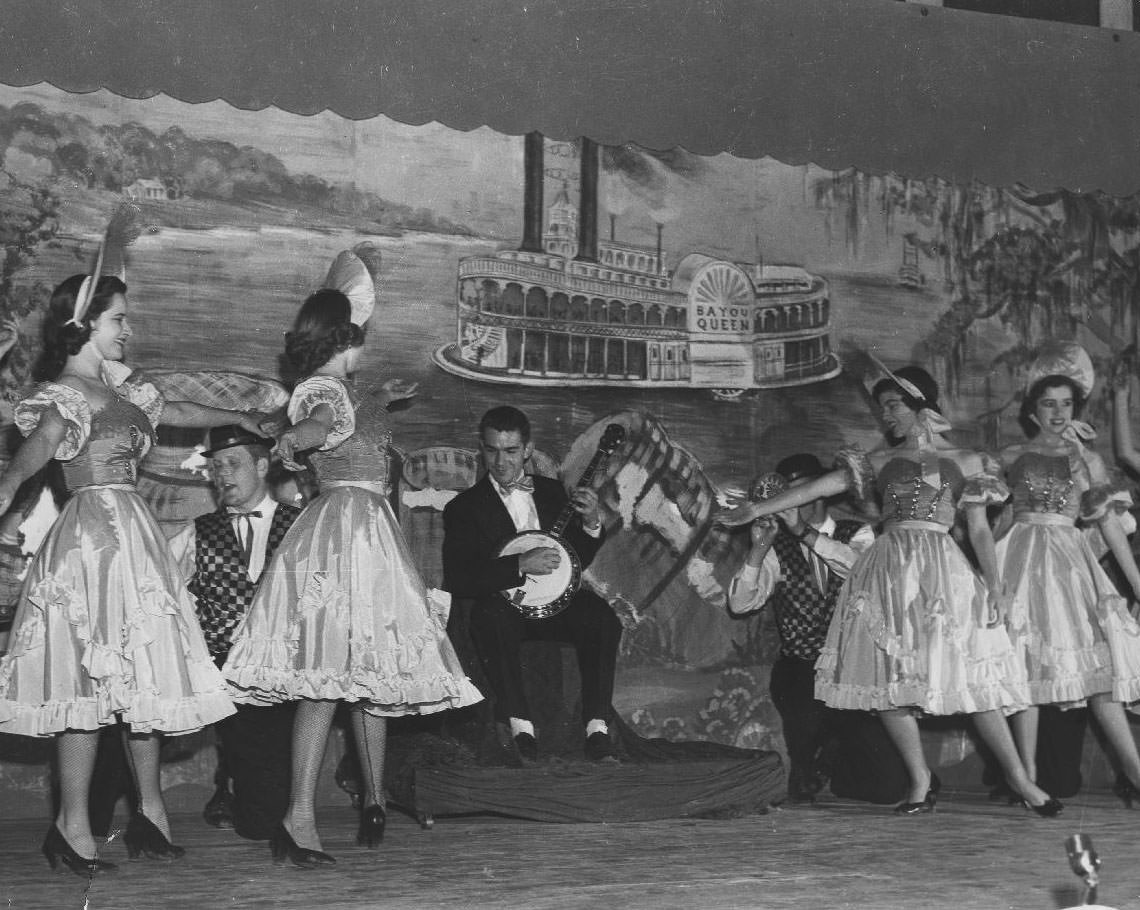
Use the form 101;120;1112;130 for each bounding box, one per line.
68;201;143;327
323;249;377;327
863;352;928;402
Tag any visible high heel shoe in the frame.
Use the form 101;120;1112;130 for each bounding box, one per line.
1027;798;1064;817
1112;774;1139;809
1008;795;1064;817
42;825;118;877
270;824;337;868
124;812;186;860
357;804;387;848
894;773;940;816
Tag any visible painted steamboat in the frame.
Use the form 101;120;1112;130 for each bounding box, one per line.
433;137;840;394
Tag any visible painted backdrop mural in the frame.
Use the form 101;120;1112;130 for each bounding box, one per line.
1;83;1138;779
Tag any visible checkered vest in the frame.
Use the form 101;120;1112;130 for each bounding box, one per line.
769;518;863;661
189;503;300;665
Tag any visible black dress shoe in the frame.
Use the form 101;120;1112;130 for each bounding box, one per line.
356;804;387;848
270;824;337;868
124;813;186;860
1113;773;1139;809
584;731;617;762
203;787;235;829
894;774;940;816
1025;797;1064;818
42;825;118;877
513;732;538;764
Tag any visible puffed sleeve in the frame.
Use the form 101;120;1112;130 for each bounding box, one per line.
102;362;165;429
960;452;1010;508
833;446;874;503
1079;450;1133;522
288;375;355;450
1081;483;1133;523
14;383;92;461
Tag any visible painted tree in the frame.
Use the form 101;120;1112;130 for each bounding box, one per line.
0;171;60;402
811;167;1140;441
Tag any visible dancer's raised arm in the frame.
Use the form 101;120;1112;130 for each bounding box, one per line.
714;470;850;526
1112;382;1140;475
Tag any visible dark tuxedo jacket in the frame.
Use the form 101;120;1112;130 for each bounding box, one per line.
442;474;603;601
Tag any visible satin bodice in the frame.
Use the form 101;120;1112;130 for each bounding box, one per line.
877;455;965;527
1006;450;1083;521
59;396;155;491
307;385;393;488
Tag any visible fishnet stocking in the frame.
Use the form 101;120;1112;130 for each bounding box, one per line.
121;730;171;838
55;730;99;857
350;705;387;808
283;699;337;851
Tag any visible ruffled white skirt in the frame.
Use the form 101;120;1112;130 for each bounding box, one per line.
998;515;1140;707
224;485;482;716
816;522;1029;715
0;486;235;736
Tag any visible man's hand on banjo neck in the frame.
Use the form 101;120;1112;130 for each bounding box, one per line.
568;487;601;531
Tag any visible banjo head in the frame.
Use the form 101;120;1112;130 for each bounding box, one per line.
498;531;581;619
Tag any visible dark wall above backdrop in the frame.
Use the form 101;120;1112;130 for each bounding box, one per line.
2;0;1140;194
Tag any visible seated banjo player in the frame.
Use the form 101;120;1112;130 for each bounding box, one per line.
443;406;623;764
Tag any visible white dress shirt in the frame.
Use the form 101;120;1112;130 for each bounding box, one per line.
727;514;875;616
228;493;279;582
490;474;601;538
490;476;541;532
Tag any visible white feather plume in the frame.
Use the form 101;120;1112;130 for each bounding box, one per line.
324;249;377;326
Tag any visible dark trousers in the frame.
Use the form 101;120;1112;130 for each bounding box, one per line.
1034;705;1088;798
215;701;296;840
770;654;908;804
770;655;833;795
469;589;622;724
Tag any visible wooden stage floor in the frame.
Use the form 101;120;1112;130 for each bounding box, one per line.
3;787;1139;910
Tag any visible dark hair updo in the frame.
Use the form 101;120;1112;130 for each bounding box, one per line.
870;364;942;415
283;289;365;381
36;274;127;381
1019;374;1085;438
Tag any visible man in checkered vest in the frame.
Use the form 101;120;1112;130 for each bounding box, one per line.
170;424;302;839
728;452;906;805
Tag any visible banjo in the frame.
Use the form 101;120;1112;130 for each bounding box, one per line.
496;423;626;619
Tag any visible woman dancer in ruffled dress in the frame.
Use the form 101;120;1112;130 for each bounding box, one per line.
225;289;481;867
716;364;1061;815
996;348;1140;804
0;274;271;875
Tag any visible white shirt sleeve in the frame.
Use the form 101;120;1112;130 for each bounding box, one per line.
810;522;875;580
726;547;781;615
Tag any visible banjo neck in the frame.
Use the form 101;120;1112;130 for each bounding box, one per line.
548;442;610;537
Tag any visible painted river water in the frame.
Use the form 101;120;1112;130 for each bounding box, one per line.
23;225;1010;490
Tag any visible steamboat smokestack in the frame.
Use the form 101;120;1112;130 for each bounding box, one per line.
610;213;616;242
575;137;599;263
656;223;663;273
520;131;544;253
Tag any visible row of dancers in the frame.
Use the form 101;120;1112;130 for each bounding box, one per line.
0;275;482;875
3;262;1140;877
716;352;1140;816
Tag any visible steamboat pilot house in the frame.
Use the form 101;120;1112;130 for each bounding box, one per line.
435;136;839;392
